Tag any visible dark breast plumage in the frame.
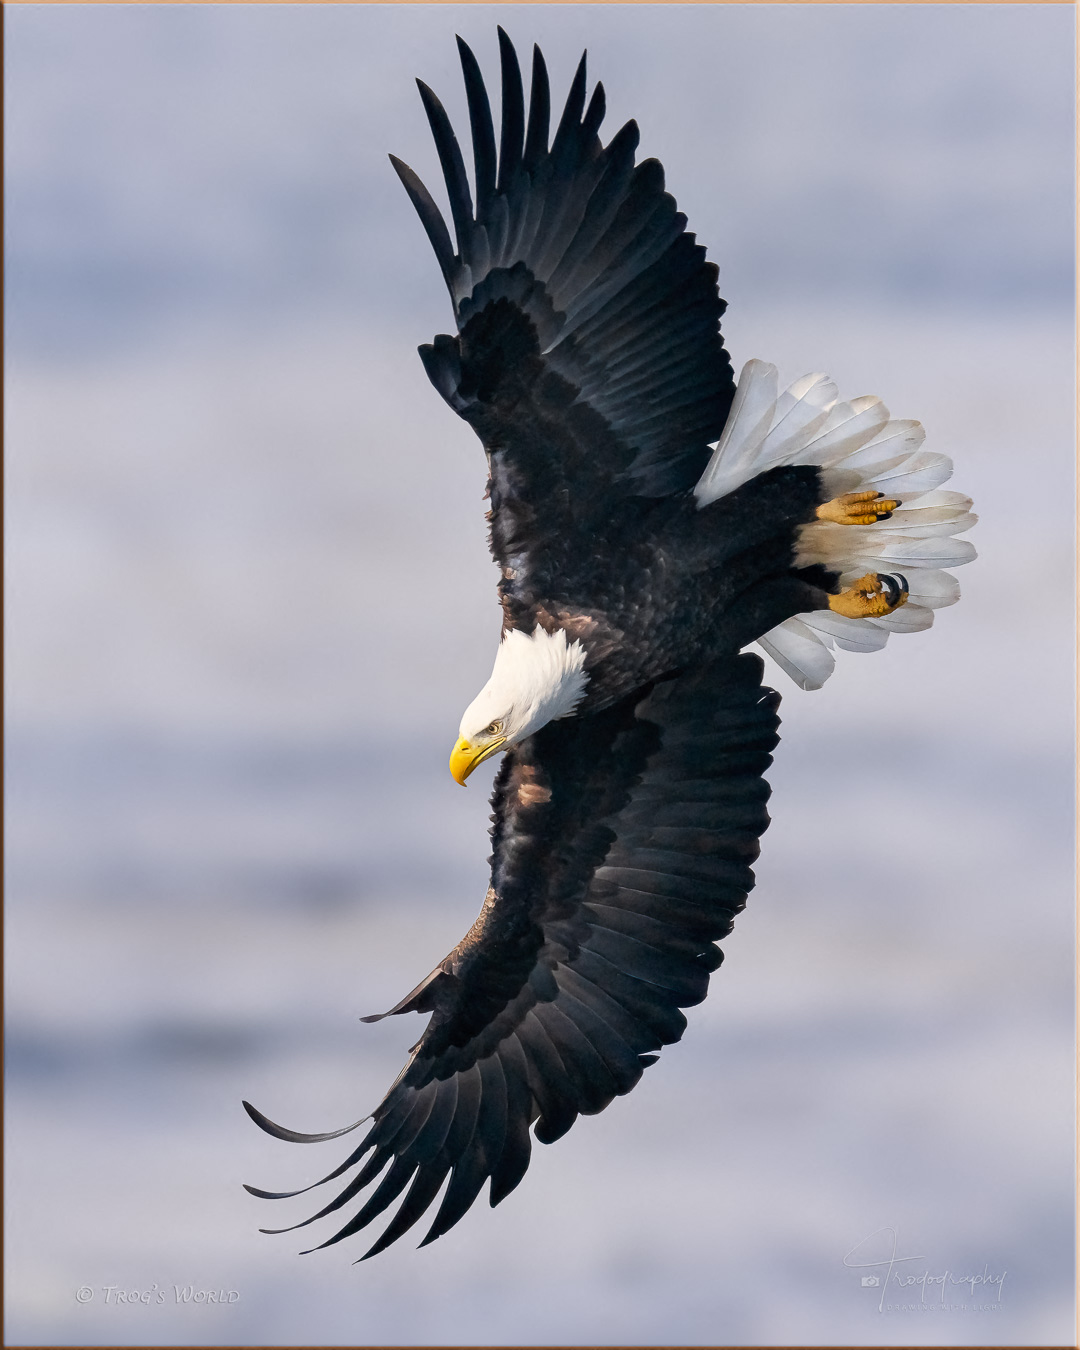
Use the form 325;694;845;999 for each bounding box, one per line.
497;461;839;712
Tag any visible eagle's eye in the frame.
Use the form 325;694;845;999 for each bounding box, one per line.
484;721;503;736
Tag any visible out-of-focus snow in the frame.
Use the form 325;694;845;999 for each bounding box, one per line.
5;5;1074;1346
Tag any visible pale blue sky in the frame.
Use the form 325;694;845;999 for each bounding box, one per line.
5;8;1075;1345
5;4;1074;360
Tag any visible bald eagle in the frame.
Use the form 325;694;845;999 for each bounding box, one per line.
244;31;975;1259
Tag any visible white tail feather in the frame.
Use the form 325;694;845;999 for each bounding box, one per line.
757;618;835;691
795;397;890;466
693;359;779;505
902;569;962;609
801;611;891;653
696;360;975;689
865;604;935;633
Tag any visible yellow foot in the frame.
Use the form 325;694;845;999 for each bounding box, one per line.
816;491;899;525
828;572;909;618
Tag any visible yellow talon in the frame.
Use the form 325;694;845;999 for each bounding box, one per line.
828;572;909;618
816;491;899;525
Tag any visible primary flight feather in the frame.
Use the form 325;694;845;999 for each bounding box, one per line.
244;30;975;1259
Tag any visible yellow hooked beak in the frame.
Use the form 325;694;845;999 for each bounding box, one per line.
449;735;507;786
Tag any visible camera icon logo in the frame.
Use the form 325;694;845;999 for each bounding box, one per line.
861;1276;880;1287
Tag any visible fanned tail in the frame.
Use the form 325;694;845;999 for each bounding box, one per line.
696;360;976;689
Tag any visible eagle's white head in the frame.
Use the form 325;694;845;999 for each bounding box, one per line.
450;626;589;784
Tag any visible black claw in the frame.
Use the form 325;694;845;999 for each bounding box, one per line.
878;572;909;606
877;509;893;520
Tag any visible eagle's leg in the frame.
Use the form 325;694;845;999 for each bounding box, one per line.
815;491;898;525
678;465;826;569
828;572;908;618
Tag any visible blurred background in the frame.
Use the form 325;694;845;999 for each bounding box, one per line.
4;5;1075;1345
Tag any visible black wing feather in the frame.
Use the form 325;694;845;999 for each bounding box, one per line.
457;37;497;215
514;1012;580;1144
496;28;525;193
404;1074;459;1165
522;43;551;172
360;1160;452;1260
246;654;780;1253
419;1055;506;1244
556;964;656;1052
488;1034;536;1204
310;1156;418;1252
388;30;736;546
387;156;456;287
415;80;474;259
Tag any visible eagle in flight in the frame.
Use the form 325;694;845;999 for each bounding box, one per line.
245;30;975;1259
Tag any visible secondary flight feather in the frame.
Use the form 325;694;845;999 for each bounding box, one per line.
244;30;976;1259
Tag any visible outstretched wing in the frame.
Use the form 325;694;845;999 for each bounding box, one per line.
389;29;736;572
244;653;780;1258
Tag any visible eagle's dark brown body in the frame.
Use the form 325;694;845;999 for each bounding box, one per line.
488;460;837;711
